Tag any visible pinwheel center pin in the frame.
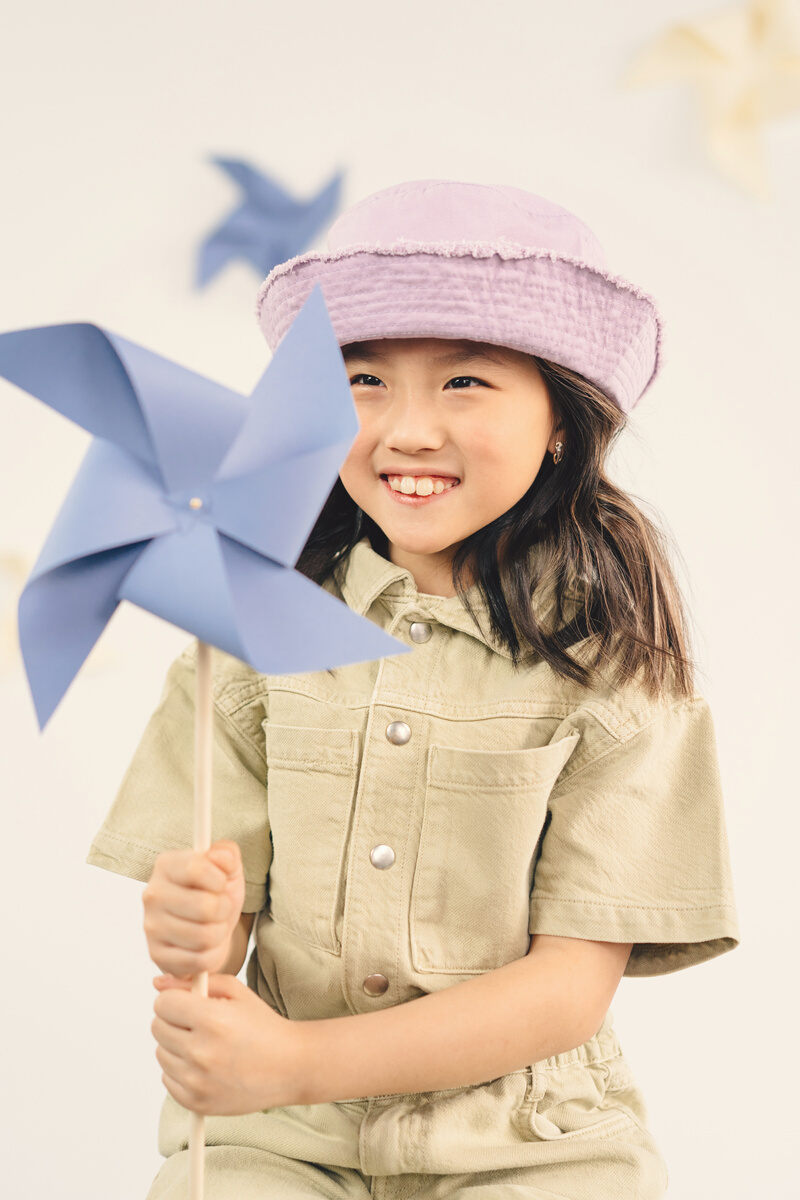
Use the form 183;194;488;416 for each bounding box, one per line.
163;489;213;530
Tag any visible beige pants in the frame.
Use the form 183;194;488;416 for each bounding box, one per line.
147;1014;668;1199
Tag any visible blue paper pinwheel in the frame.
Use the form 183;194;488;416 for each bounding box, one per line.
0;285;405;727
197;159;342;286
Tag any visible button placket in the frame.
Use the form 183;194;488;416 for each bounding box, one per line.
346;709;417;1006
360;714;411;995
341;605;441;1012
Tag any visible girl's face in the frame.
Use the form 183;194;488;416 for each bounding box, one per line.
339;337;561;596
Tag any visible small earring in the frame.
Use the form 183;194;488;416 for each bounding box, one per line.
553;441;564;465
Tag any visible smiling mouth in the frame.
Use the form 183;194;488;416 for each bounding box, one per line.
381;474;460;497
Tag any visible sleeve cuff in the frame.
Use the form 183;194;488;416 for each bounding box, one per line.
86;828;267;913
529;894;740;977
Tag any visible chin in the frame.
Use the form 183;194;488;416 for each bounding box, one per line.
389;534;463;557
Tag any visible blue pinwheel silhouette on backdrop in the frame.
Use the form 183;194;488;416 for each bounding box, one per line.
197;159;342;286
0;285;405;727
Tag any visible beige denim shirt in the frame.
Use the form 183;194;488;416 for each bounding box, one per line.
87;540;739;1023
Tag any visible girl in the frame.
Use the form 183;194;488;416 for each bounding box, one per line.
88;180;739;1199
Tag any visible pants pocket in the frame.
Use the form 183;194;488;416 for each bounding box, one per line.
520;1050;642;1143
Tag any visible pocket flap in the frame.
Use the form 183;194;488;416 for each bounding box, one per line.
264;723;360;775
428;732;581;792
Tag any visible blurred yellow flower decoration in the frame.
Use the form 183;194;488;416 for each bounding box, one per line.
624;0;800;198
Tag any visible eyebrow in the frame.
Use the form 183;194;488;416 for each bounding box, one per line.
341;340;512;370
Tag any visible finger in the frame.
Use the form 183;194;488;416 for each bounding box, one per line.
205;973;244;1000
153;975;193;991
156;1042;188;1076
161;1070;206;1115
147;944;224;977
163;850;230;893
207;840;243;878
148;885;233;925
156;1047;207;1112
154;989;196;1030
154;974;246;999
146;909;232;952
151;1015;193;1056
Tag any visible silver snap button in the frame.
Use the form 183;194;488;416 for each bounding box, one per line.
409;621;432;643
385;720;411;745
363;973;389;997
370;844;396;870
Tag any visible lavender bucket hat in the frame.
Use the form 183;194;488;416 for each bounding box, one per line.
256;179;662;414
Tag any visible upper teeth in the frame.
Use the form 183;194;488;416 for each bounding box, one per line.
388;475;457;496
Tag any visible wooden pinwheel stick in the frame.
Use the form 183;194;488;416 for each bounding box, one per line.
189;641;213;1200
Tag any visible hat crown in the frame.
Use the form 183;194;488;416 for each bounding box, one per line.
326;179;608;271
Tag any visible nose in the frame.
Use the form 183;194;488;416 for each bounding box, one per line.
382;388;446;455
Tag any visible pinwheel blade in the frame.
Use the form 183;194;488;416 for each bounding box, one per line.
0;324;156;469
20;543;147;728
118;524;249;663
212;159;307;210
212;286;357;564
197;162;342;284
212;443;348;567
218;207;298;279
218;535;406;674
197;237;243;288
290;171;343;246
104;334;248;494
18;439;177;728
31;440;177;579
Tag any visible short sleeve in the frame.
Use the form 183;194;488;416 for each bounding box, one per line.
528;695;740;976
86;645;271;913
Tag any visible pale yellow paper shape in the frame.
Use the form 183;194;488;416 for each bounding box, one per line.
624;0;800;199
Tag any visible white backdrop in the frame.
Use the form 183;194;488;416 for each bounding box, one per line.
1;2;797;1197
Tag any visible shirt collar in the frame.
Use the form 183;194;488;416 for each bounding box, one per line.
338;539;579;659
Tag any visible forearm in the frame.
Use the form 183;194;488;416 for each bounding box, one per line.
297;944;611;1106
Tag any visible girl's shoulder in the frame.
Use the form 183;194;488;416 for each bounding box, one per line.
545;642;713;769
172;641;270;744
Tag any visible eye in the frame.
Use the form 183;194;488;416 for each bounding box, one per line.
349;373;385;387
444;376;487;389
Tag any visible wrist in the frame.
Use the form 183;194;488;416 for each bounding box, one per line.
247;999;315;1110
284;1017;322;1107
290;1017;365;1107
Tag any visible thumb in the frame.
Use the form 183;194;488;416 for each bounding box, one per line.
206;973;245;1000
207;839;242;877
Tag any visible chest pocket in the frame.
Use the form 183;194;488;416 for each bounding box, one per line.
264;722;360;953
410;732;580;974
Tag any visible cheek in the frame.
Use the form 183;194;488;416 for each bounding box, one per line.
467;432;544;498
338;431;373;497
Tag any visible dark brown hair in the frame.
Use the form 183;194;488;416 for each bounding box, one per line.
296;353;696;701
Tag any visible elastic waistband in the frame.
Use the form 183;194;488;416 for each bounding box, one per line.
539;1007;619;1071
